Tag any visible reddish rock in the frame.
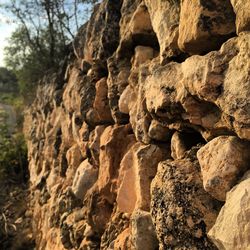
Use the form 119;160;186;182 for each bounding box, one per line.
116;142;167;213
97;125;136;202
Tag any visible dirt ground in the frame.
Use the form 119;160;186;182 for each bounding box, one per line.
0;175;35;250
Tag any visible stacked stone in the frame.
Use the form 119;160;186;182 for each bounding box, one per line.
24;0;250;249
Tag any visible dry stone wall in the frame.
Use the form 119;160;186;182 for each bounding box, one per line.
24;0;250;249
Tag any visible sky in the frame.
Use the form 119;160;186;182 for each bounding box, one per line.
0;1;98;68
0;13;16;67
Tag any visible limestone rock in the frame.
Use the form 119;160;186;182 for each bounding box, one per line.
132;46;155;67
144;0;181;60
171;131;187;160
129;3;153;36
60;211;90;249
113;228;131;250
197;136;250;201
208;176;250;249
116;142;167;213
72;119;89;158
82;125;136;237
65;144;83;185
73;0;122;61
71;160;98;200
230;0;250;33
151;157;220;250
108;1;158;124
83;184;114;237
118;85;136;114
148;120;171;142
131;210;158;250
178;0;235;54
107;55;131;124
100;212;130;249
88;125;106;166
141;33;250;141
97;125;136;202
92;77;113;123
118;1;158;54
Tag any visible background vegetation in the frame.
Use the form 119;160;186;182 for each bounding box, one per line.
1;0;98;97
0;1;97;181
0;67;27;183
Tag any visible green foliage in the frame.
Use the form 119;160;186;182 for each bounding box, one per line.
2;0;97;97
4;25;67;96
0;67;19;92
0;112;27;183
0;68;25;129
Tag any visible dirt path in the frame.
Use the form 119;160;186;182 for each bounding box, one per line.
0;103;34;249
0;180;35;250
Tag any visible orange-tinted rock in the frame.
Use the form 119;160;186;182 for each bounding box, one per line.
171;131;187;160
148;120;171;141
151;156;220;249
131;210;158;250
178;0;235;54
116;142;167;213
65;144;83;185
71;160;98;200
144;0;181;60
197;136;250;201
88;125;106;166
208;175;250;249
230;0;250;33
97;125;136;202
113;228;131;250
93;77;113;123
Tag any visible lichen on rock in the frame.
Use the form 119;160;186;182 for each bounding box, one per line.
23;0;250;249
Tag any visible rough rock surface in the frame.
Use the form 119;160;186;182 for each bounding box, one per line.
208;175;250;250
23;0;250;249
131;210;158;250
151;150;221;250
144;0;180;60
178;0;235;54
197;136;250;201
71;160;98;200
230;0;250;33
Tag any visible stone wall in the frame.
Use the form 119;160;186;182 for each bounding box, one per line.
24;0;250;249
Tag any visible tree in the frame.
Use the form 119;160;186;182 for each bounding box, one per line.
1;0;98;95
0;67;18;92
